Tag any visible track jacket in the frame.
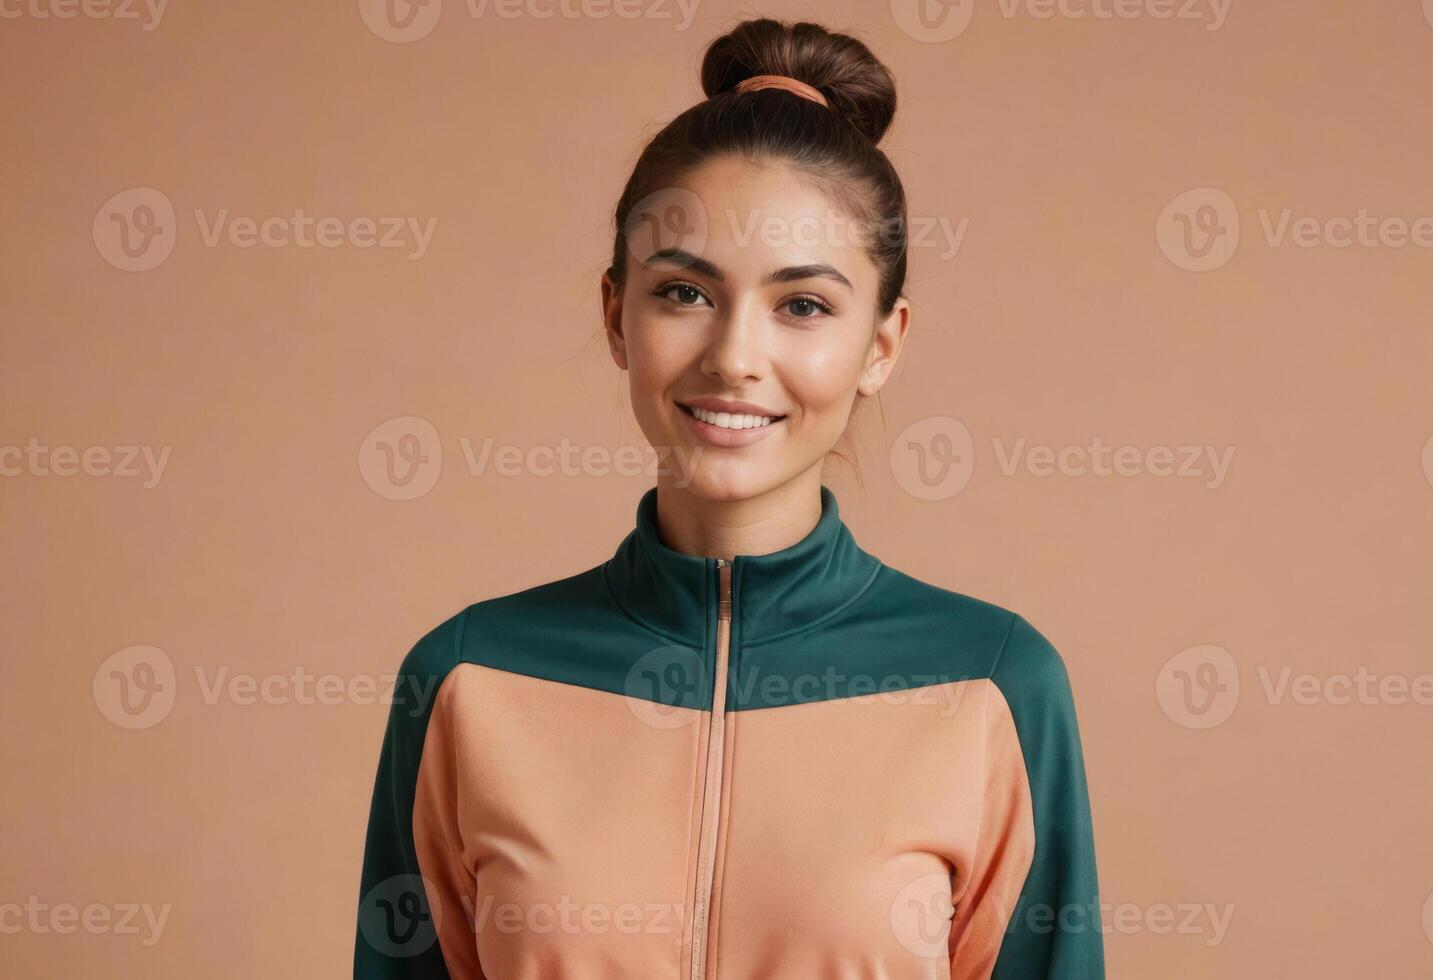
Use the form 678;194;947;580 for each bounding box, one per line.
354;484;1105;979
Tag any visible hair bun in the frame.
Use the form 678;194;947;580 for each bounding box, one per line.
700;18;897;145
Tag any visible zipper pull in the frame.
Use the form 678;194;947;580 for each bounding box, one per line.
716;558;732;622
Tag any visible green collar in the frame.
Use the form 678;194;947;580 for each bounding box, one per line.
604;484;883;646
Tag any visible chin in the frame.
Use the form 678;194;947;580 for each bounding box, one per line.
666;465;784;504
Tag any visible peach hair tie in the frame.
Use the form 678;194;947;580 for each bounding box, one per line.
731;74;829;107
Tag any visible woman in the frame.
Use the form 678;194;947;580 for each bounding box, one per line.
355;17;1104;980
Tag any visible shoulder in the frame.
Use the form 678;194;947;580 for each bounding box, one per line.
395;562;610;676
989;612;1076;715
864;562;1073;699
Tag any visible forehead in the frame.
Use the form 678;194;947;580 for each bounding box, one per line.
667;154;876;284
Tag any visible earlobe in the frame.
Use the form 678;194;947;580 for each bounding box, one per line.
856;354;888;398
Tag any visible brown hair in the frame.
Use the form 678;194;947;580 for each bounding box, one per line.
604;17;909;318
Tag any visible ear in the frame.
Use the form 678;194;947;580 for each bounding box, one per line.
857;297;910;397
600;269;629;370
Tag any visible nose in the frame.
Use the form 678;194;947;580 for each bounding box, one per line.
699;296;770;388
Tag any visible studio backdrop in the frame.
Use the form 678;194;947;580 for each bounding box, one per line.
2;1;1431;977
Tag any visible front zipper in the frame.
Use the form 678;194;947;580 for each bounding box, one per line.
690;557;732;980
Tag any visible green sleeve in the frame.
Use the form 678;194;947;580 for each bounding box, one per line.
353;612;465;979
989;614;1106;979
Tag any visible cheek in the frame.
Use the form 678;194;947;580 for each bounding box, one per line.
624;322;687;408
780;341;866;420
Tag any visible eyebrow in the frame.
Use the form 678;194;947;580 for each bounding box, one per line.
644;248;853;290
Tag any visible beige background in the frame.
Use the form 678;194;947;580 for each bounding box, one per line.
3;0;1432;976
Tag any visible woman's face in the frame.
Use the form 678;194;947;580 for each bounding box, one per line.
602;154;910;503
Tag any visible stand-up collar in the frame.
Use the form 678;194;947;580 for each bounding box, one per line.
604;484;883;646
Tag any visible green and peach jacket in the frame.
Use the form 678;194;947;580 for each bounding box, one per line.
355;484;1104;979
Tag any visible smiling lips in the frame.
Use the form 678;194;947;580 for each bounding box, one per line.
677;400;786;447
689;406;778;429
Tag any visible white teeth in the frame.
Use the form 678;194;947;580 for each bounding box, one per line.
690;406;778;430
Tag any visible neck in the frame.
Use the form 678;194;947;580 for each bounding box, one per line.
653;468;825;561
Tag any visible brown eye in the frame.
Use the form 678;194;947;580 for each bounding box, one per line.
785;296;833;318
657;283;710;306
